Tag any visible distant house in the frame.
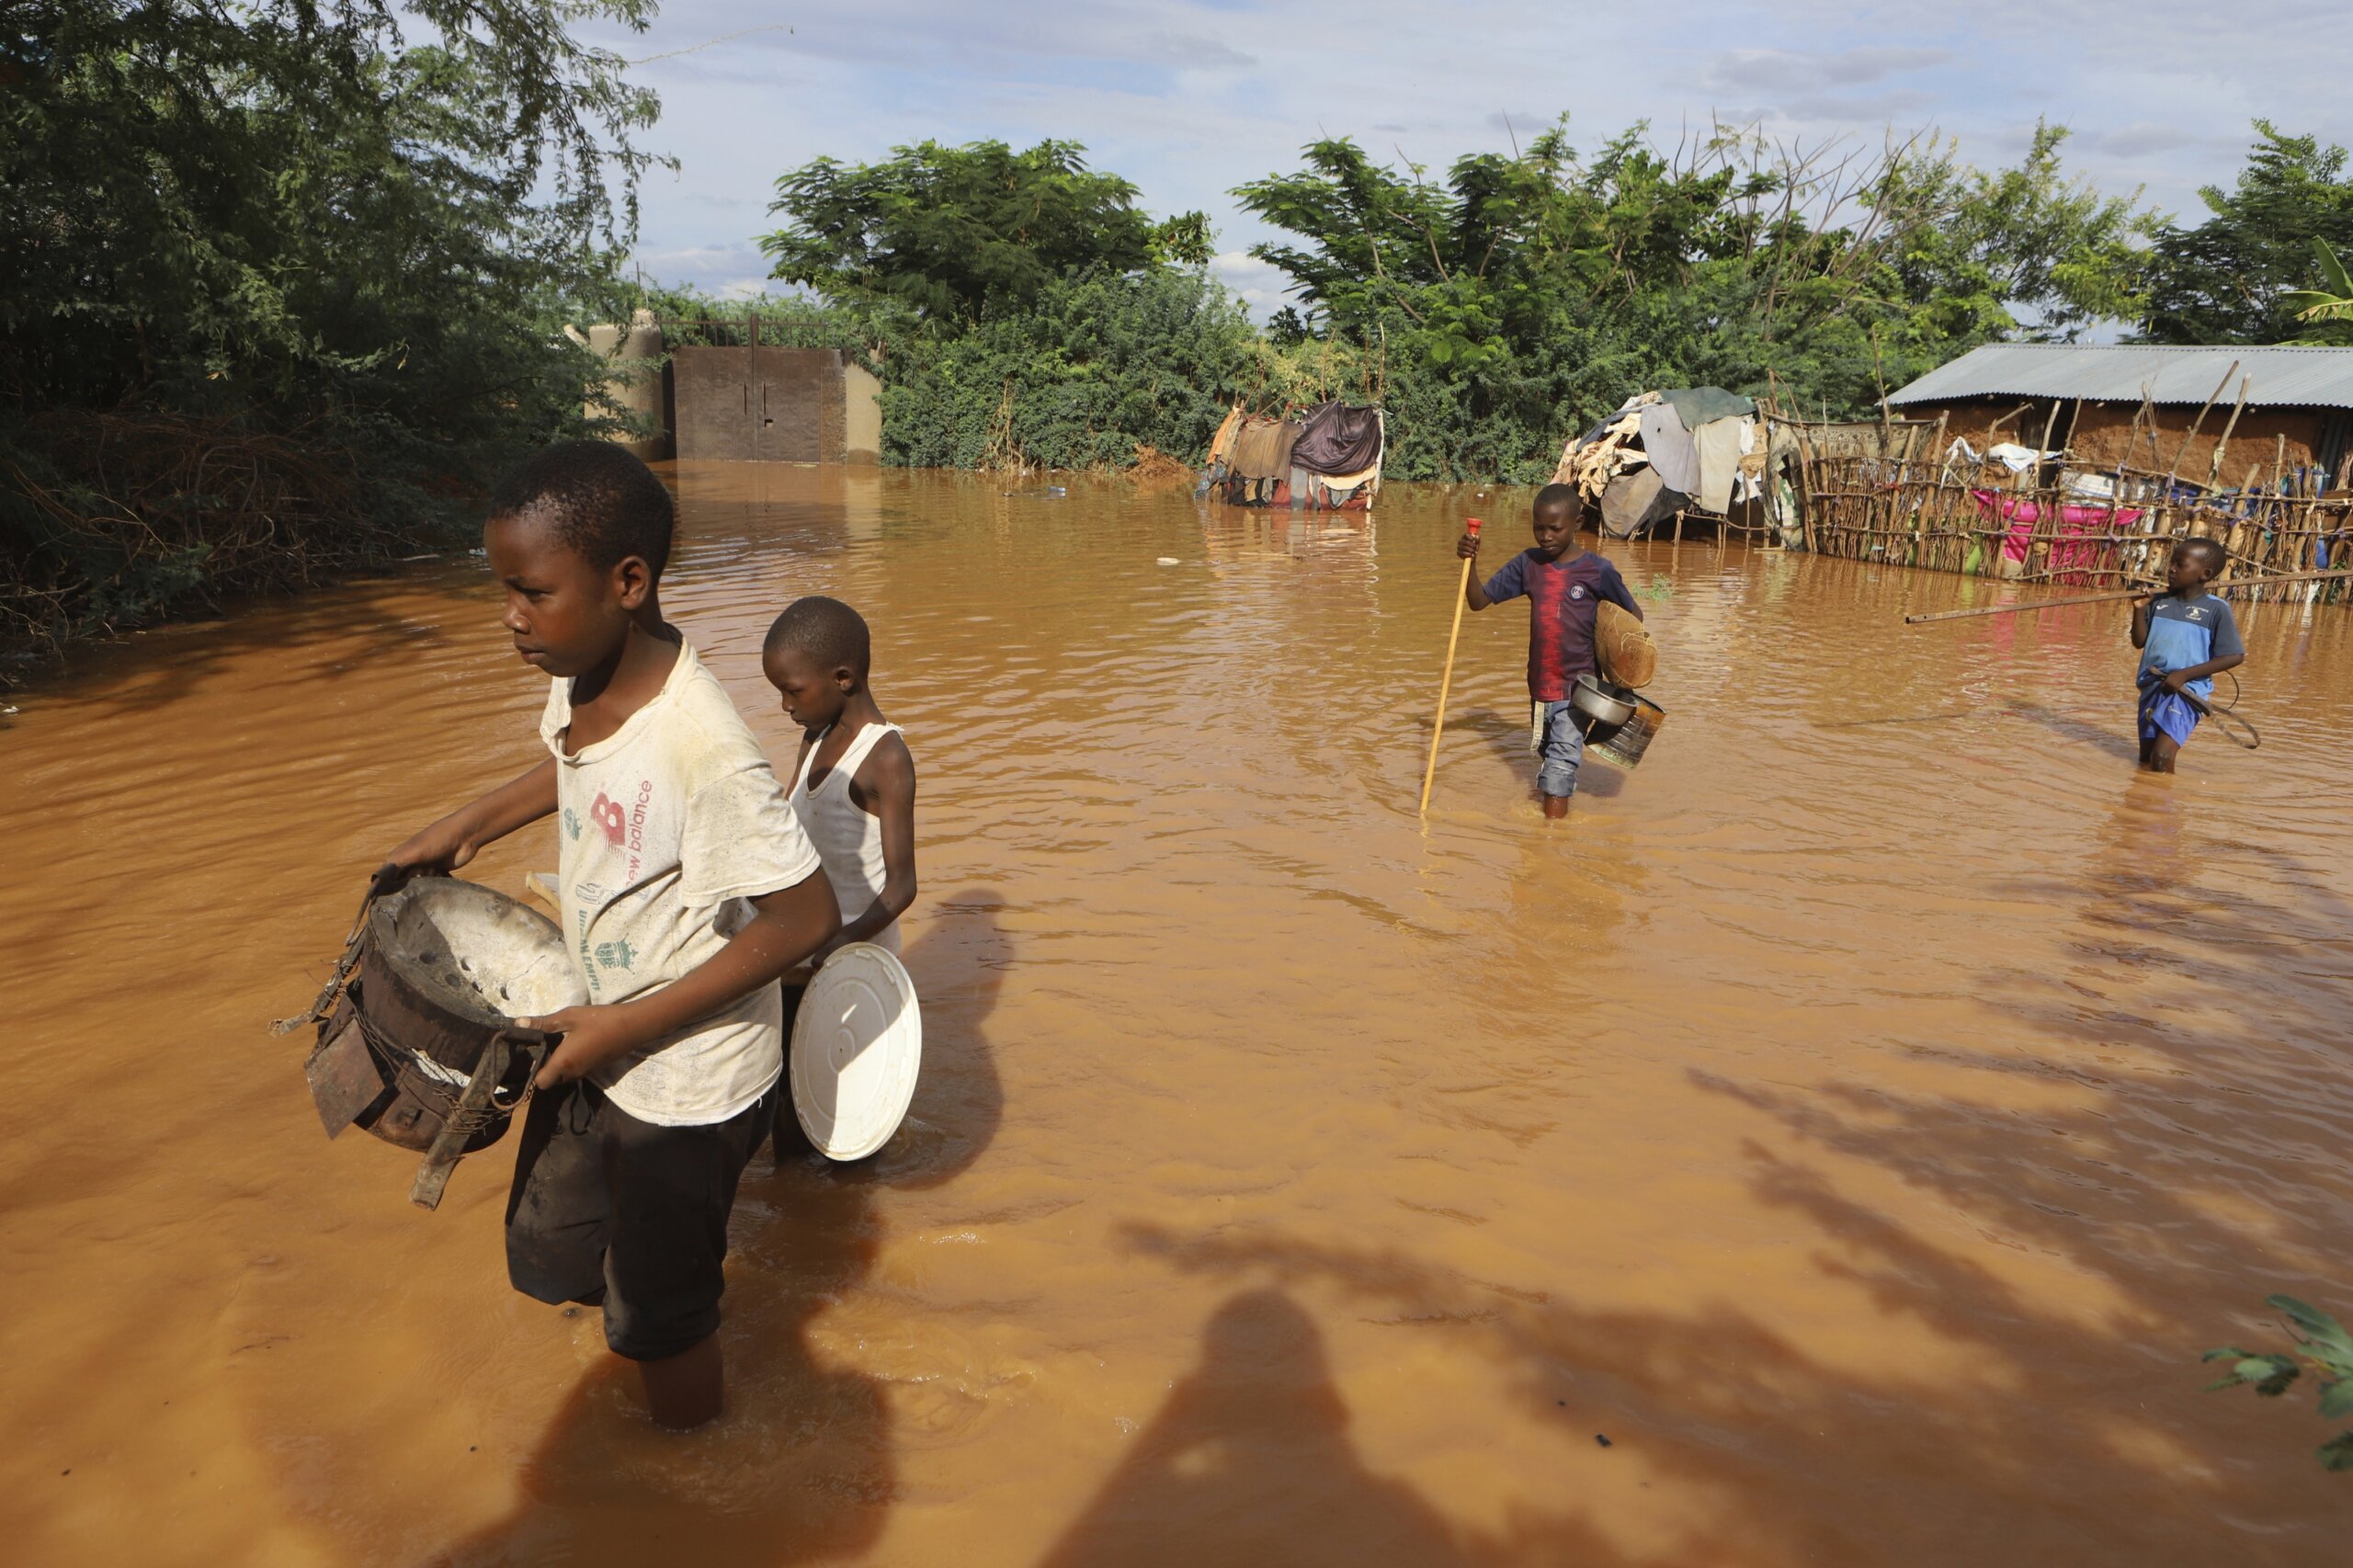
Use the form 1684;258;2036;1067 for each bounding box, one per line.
1887;344;2353;488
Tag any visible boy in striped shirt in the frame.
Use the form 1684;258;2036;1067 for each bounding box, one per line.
1456;484;1644;817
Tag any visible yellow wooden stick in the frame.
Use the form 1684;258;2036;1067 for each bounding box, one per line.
1419;517;1483;815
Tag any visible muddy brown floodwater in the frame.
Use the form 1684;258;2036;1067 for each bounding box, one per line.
7;465;2353;1564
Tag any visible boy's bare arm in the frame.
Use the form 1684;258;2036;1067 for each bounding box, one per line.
830;736;917;954
526;868;841;1088
375;758;558;892
2130;595;2154;649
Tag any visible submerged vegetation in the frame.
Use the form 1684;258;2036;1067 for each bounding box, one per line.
2206;1295;2353;1471
9;0;2353;664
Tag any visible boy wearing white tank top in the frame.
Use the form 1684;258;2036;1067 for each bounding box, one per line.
760;597;919;1146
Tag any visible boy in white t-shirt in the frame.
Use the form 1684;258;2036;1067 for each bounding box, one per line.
377;441;840;1430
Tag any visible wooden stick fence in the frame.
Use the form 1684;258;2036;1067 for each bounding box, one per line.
1789;428;2353;607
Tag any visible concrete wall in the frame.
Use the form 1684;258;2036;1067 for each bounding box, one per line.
573;310;669;460
843;361;882;463
671;347;874;463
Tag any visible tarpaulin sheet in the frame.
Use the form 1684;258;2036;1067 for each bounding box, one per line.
1226;416;1302;481
1290;402;1383;476
1659;386;1755;428
1600;469;1685;538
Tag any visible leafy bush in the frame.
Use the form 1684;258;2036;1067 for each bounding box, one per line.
1;0;654;664
2206;1295;2353;1471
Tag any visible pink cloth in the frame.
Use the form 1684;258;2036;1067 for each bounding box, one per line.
1972;489;2146;577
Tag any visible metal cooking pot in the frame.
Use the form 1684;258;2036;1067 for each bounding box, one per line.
299;877;582;1208
1569;674;1637;728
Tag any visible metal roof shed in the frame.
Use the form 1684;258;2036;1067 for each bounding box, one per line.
1885;344;2353;483
1888;343;2353;410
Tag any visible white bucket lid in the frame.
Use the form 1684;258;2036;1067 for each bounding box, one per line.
790;943;923;1161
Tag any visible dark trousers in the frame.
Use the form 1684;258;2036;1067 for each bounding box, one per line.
504;1077;772;1360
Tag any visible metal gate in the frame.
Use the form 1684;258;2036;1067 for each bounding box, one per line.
671;346;849;462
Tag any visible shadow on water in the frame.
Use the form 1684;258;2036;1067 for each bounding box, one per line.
2003;699;2141;763
1099;786;2353;1564
1451;707;1628;801
1039;1291;1474;1568
426;890;1008;1567
15;562;484;718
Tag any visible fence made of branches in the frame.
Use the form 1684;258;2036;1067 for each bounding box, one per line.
1788;419;2353;605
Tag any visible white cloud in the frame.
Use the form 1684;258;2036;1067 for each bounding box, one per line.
1211;250;1296;319
587;0;2353;296
1707;46;1951;97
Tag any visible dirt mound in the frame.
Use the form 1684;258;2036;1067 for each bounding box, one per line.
1126;445;1195;488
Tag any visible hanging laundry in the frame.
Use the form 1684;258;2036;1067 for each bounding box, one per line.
1600;469;1685;539
1205;405;1244;467
1692;415;1749;516
1986;441;2060;472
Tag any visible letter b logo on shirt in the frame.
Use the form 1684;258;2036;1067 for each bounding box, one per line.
589;792;627;846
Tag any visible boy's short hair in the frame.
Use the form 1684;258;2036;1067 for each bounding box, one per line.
1534;483;1579;516
2177;536;2227;574
491;440;674;578
766;595;870;675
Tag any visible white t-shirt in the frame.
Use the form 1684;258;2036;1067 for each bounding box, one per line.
540;641;824;1126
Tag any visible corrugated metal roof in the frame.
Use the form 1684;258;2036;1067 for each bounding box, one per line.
1887;344;2353;410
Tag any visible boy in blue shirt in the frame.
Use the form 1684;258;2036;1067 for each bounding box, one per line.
1456;483;1643;817
2130;537;2246;774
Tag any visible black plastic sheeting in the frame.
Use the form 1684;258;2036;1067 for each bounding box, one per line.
1290;401;1383;476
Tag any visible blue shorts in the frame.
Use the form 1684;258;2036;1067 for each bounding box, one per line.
1530;698;1586;797
2138;678;2201;747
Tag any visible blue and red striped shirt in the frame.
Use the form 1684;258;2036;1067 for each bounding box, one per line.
1482;549;1642;700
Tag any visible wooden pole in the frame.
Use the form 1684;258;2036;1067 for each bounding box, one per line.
1419;517;1483;815
1903;566;2353;624
2035;399;2063;460
2206;377;2249;483
2165;360;2241;483
1791;420;1821;553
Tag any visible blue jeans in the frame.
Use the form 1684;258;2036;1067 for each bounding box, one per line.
1531;699;1586;798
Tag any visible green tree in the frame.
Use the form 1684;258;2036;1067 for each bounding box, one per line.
2283;240;2353;323
2;0;657;660
761;139;1211;322
2139;122;2353;346
1233;119;2154;481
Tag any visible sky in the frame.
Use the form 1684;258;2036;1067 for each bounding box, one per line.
576;0;2353;315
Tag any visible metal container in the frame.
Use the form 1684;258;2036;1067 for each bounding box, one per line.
301;878;581;1205
1568;673;1637;728
1587;690;1668;769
